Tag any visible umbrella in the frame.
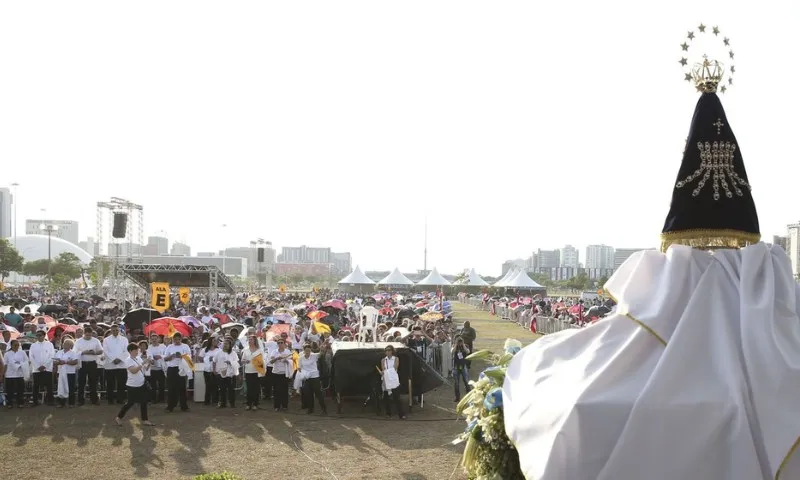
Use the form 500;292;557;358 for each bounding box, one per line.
273;308;297;318
0;325;20;340
311;321;331;336
38;304;68;314
97;301;117;310
123;308;163;331
178;316;202;328
213;313;233;325
379;307;394;316
322;299;346;310
144;318;192;338
30;315;57;329
307;310;328;321
48;324;79;340
265;323;291;340
420;311;444;322
23;304;40;315
246;295;261;304
273;313;295;324
72;299;91;307
3;298;26;306
58;317;79;325
90;294;105;301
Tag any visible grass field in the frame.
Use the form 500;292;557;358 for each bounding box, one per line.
0;302;535;480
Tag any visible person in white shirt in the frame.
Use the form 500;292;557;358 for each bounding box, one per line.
262;333;278;401
380;345;406;420
74;327;103;406
4;340;27;408
163;333;191;412
268;338;293;411
199;337;220;406
241;335;265;410
290;325;306;352
103;323;129;405
29;329;55;406
147;334;166;404
213;339;240;408
298;343;326;415
53;338;81;407
114;343;155;426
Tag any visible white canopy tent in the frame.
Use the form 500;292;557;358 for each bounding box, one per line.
377;268;415;286
337;265;375;285
416;267;451;286
503;270;544;289
493;268;518;287
465;268;489;286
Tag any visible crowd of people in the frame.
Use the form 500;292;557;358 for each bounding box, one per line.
0;287;475;424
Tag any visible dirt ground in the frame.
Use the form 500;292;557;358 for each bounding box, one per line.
0;388;466;480
0;302;531;480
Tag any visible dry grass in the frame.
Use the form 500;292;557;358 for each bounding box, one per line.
0;303;535;480
0;396;466;480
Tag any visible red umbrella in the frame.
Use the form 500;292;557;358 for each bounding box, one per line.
144;318;193;338
48;324;79;340
213;313;232;325
307;310;328;321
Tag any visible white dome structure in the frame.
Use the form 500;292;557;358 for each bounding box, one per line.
8;235;93;264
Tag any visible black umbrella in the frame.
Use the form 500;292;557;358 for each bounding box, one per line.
38;304;69;314
122;308;163;331
73;299;91;307
58;317;79;325
90;294;105;301
3;298;27;307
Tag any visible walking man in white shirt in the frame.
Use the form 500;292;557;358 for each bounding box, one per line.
75;327;103;406
163;333;191;413
29;330;55;406
115;343;155;426
103;323;129;405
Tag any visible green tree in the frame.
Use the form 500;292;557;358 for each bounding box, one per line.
0;238;24;282
597;275;609;288
88;256;112;287
453;268;469;285
531;273;553;287
51;252;83;280
22;259;50;276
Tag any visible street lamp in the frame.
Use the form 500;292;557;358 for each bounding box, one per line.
39;223;58;280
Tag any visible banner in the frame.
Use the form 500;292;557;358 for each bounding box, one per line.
151;282;170;311
279;284;286;294
179;287;191;305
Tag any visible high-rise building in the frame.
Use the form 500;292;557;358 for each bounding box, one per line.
537;249;560;269
279;245;331;264
78;236;98;256
501;258;527;275
25;219;80;245
0;188;11;239
614;248;655;270
332;252;352;275
559;245;579;269
786;223;800;277
146;236;169;255
171;242;191;256
773;235;789;252
585;244;615;270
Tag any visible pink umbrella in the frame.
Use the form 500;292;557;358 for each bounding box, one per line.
178;316;202;328
322;299;346;310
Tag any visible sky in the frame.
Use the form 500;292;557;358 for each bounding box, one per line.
1;1;797;277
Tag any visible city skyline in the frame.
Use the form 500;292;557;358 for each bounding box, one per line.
1;2;797;276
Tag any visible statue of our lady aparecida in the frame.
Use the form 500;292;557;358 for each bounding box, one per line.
502;25;800;480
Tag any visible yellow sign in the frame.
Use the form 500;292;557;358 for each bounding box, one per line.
597;289;604;295
179;287;191;304
279;284;286;293
151;282;170;310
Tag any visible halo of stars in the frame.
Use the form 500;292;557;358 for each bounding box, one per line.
678;23;735;94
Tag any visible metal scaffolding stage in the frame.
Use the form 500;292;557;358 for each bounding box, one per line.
119;264;236;303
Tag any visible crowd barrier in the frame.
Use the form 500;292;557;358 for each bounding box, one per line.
459;297;579;336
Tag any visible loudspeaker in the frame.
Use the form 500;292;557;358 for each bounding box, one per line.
257;247;265;263
112;213;128;239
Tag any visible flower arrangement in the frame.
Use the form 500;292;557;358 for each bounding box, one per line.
453;339;524;480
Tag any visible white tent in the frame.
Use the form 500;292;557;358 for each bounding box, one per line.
416;267;451;286
465;268;489;286
377;268;415;286
503;270;544;289
493;268;518;287
337;265;375;285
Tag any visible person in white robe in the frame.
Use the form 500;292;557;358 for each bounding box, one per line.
502;41;800;480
